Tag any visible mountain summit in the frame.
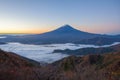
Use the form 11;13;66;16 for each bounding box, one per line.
58;24;74;29
56;24;76;30
46;24;90;34
51;24;80;33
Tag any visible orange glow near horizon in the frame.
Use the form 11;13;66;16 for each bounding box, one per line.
0;24;119;34
0;18;119;34
0;29;51;34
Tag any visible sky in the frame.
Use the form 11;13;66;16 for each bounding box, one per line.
0;0;120;34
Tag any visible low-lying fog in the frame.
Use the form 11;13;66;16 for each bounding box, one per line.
0;42;119;63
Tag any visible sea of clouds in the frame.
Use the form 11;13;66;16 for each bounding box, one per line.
0;36;7;39
0;42;119;63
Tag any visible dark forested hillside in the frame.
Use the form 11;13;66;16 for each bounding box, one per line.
0;44;120;80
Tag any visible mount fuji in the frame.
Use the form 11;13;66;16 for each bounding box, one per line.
1;25;120;45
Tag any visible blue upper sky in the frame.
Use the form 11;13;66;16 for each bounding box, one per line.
0;0;119;34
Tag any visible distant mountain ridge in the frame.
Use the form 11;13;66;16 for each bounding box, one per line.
53;44;120;55
0;24;120;45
